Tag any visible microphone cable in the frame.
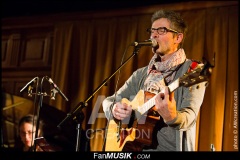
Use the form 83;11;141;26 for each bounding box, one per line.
102;43;132;151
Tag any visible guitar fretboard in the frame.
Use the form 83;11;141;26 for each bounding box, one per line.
137;78;180;114
137;94;157;114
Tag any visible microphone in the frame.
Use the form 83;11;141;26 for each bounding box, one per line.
45;76;69;101
50;88;58;100
28;85;33;97
131;39;158;47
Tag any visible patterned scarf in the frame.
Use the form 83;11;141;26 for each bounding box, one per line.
143;48;186;94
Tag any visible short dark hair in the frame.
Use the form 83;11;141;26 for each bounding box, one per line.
18;114;43;136
151;9;187;47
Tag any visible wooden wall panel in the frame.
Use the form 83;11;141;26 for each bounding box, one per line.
19;29;53;68
2;28;53;69
1;34;21;68
2;27;53;98
1;37;8;64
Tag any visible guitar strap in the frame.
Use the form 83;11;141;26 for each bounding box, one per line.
188;60;201;72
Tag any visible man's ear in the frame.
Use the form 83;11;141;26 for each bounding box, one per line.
176;33;183;43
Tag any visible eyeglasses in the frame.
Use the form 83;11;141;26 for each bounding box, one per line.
146;27;179;35
20;131;36;136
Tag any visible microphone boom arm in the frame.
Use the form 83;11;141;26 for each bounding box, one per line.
57;46;141;127
20;77;38;93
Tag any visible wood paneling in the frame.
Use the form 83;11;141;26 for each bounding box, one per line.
2;27;53;97
1;34;21;68
19;28;53;68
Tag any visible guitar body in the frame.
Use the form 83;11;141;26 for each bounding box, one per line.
122;115;163;151
104;90;163;151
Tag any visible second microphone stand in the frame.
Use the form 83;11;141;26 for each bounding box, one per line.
57;46;141;151
20;76;68;152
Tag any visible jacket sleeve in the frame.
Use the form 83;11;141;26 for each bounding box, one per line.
102;67;148;119
166;60;208;130
166;81;207;130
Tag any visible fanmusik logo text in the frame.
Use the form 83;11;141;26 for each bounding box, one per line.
93;153;132;159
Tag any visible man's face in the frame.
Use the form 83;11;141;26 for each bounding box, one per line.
150;18;180;58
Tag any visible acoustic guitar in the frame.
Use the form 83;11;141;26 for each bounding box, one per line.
104;60;213;151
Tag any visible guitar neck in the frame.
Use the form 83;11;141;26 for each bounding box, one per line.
137;94;157;114
168;78;180;92
137;78;180;114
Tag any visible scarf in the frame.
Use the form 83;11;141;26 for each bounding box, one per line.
143;48;186;94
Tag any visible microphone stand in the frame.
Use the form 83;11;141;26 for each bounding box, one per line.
20;76;68;152
33;77;44;152
19;77;40;152
57;46;141;152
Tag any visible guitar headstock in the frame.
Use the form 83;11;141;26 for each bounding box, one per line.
179;59;214;88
